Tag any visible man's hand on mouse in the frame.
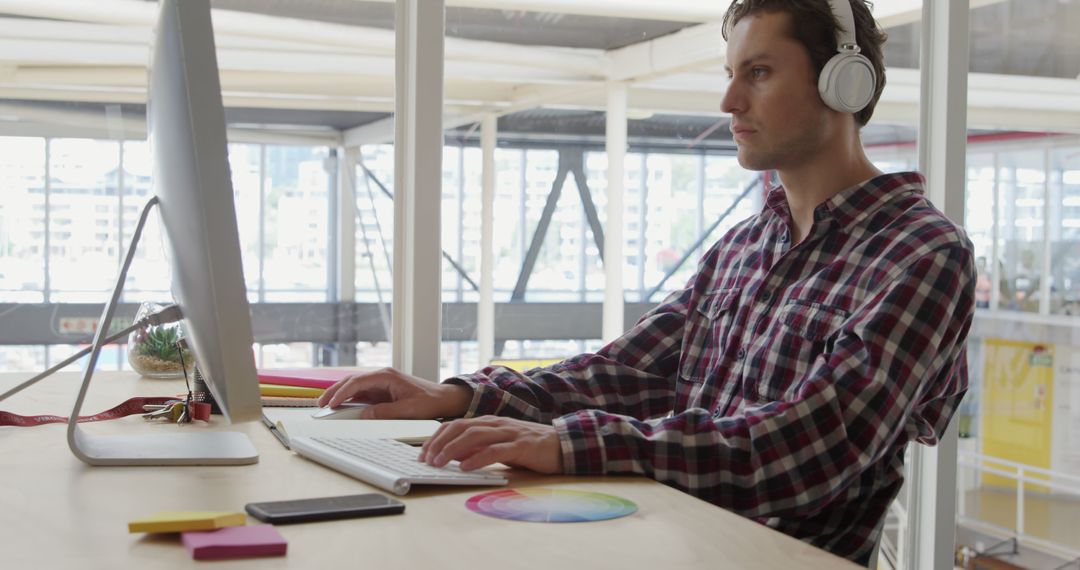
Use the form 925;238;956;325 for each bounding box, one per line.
418;416;564;474
316;367;473;420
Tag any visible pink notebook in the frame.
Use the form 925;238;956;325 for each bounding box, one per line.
256;368;363;390
181;524;287;560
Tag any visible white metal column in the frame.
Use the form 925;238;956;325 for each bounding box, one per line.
336;146;359;365
908;1;970;569
602;82;627;342
989;154;1001;311
478;115;497;365
1039;148;1052;315
392;0;444;381
337;146;358;304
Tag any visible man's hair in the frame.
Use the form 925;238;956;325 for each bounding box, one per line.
722;0;887;126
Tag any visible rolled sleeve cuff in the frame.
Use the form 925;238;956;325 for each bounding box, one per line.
444;374;507;418
552;411;607;475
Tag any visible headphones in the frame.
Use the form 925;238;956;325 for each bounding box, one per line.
818;0;876;114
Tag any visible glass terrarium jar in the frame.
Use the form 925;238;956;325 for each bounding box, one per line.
127;302;194;379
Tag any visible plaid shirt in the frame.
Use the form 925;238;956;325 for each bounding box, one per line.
448;171;975;564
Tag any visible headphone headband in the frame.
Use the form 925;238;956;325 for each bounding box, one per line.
828;0;858;50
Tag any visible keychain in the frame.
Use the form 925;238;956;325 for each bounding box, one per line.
140;339;210;424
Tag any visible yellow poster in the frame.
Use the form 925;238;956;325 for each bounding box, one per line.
980;339;1054;492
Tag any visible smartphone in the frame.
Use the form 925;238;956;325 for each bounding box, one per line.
245;493;405;524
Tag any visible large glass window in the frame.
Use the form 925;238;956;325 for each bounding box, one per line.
0;136;46;303
353;144;396;369
636;153;759;301
46;139;121;303
648;153;700;298
999;150;1046;313
967;153;997;310
522;149;573;302
433;144;765;374
0;346;45;372
227;143;264;302
120;140;169;303
0;135;333;371
1050;145;1080;316
263;145;331;302
493;148;525;301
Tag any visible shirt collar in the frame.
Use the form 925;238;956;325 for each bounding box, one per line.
765;171;926;231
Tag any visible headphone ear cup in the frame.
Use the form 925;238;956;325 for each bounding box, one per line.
818;52;876;114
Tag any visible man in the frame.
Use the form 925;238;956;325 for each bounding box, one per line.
319;0;975;564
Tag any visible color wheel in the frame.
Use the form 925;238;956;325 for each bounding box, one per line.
465;488;637;523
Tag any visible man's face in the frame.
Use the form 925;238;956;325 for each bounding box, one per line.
721;11;833;171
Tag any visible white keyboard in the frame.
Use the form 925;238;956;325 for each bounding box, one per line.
289;436;507;496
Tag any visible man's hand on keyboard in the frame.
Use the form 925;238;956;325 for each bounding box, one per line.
317;367;473;420
418;415;563;475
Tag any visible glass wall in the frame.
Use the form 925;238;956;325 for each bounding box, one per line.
428;144;761;374
7;131;1080;376
0;136;46;303
45;138;121;303
0;134;333;371
353;144;395;370
951;138;1080;316
1052;146;1080;314
263;145;331;302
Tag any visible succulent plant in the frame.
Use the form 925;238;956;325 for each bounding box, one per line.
137;326;190;363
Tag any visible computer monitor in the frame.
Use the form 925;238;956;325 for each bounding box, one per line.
149;0;261;425
65;0;261;465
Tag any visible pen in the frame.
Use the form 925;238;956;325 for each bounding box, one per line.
262;415;291;449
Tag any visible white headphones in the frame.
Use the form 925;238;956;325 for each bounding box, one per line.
818;0;876;114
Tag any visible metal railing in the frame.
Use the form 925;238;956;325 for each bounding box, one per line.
957;451;1080;562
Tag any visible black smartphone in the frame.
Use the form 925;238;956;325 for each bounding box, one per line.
245;493;405;524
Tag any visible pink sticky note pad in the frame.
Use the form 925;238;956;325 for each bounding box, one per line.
181;524;287;560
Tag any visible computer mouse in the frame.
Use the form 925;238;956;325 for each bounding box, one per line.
311;403;370;420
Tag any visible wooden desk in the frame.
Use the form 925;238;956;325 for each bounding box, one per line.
0;372;859;569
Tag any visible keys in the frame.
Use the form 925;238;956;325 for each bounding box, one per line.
142;400;190;424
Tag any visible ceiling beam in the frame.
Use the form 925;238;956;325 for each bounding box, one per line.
0;36;601;85
607;22;725;83
343;81;606;146
0;0;1073;138
8;65;1080;136
871;0;1011;28
356;0;726;23
0;102;342;144
0;0;606;74
871;68;1080;134
0;17;335;53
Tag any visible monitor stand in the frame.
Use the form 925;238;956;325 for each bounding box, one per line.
66;197;258;466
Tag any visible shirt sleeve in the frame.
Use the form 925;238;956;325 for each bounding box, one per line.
552;242;975;519
443;284;692;425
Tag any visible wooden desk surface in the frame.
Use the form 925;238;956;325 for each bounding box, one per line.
0;372;859;569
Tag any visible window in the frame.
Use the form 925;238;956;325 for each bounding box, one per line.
263;145;331;302
0;137;46;302
46;139;121;303
0;135;334;370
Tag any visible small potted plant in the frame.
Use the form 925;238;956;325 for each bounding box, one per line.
127;302;194;378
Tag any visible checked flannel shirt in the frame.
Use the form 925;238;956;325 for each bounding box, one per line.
446;171;976;564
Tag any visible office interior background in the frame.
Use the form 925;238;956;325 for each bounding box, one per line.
0;0;1078;568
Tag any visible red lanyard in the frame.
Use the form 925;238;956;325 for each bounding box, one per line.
0;396;178;427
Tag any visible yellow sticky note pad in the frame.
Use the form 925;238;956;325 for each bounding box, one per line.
128;511;247;534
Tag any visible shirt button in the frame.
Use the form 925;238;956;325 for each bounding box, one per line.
761;291;772;304
736;347;746;360
779;231;789;243
712;409;722;419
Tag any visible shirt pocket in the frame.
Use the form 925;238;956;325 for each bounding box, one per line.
679;287;742;384
751;299;849;402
